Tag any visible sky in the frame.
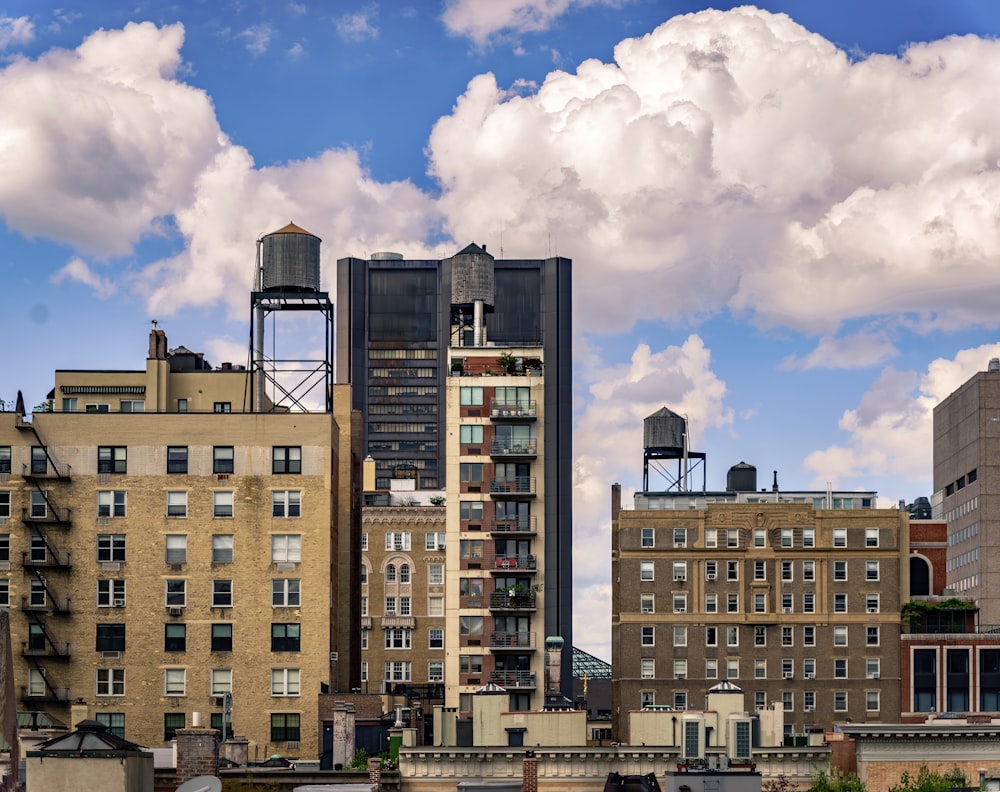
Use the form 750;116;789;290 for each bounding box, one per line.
2;1;1000;664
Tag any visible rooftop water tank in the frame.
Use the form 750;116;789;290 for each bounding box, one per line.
727;462;757;493
261;222;321;292
643;407;686;451
450;242;495;308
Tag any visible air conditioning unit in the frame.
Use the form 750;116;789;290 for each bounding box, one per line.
102;650;121;659
783;672;794;679
706;573;717;581
675;606;686;613
804;672;815;679
674;542;685;548
867;607;878;613
673;575;686;582
642;607;654;613
168;607;183;617
101;562;121;572
676;674;685;679
97;516;110;526
782;607;792;613
872;673;880;679
804;705;815;711
113;599;125;608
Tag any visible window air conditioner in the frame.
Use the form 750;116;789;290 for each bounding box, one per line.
97;517;110;526
641;607;654;613
867;607;878;613
168;607;183;617
783;672;794;679
675;607;686;613
872;673;880;679
102;651;121;660
782;607;792;613
804;672;815;679
706;573;717;581
676;674;685;679
804;705;815;711
674;542;685;548
674;575;686;582
113;599;125;607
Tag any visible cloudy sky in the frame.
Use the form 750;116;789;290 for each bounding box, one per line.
2;0;1000;662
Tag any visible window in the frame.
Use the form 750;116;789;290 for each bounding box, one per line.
674;659;687;679
834;691;848;712
866;690;880;712
0;494;8;519
0;447;9;474
460;425;483;444
273;446;302;474
166;491;188;518
460;386;484;406
803;560;815;581
29;535;46;563
428;564;444;585
97;668;125;696
96;712;125;738
177;398;188;412
754;593;767;613
727;593;739;613
640;626;655;646
640;658;655;679
755;659;767;679
641;527;654;548
673;626;686;647
212;534;234;563
673;594;687;613
673;528;686;548
704;528;717;548
833;560;847;581
782;691;793;712
781;528;793;548
866;593;880;612
705;561;717;580
425;532;446;550
833;527;846;547
385;661;412;682
781;627;793;646
782;593;793;612
755;626;766;646
360;533;368;551
640;691;656;708
803;593;815;613
211;669;232;695
212;623;233;652
866;626;880;646
213;491;234;518
781;561;793;582
399;563;411;584
460;501;483;521
704;593;717;613
164;713;186;742
385;628;413;649
213;446;234;474
428;661;444;681
834;659;848;678
755;691;767;709
727;529;739;548
429;628;444;649
97;579;125;607
834;593;847;613
460;463;483;482
29;579;45;607
865;527;879;547
803;626;816;646
833;626;848;646
866;560;879;581
802;528;815;547
727;626;739;647
385;532;411;551
272;535;302;563
271;623;301;652
640;561;654;581
459;616;484;635
459;655;483;675
866;658;881;678
30;491;47;519
272;491;301;518
706;626;717;646
214;402;231;413
754;528;766;547
164;669;186;696
727;658;740;679
167;446;188;474
271;713;302;742
727;561;739;581
213;579;233;608
165;579;186;607
400;596;411;616
673;561;687;581
804;658;816;677
706;659;718;679
272;579;300;607
272;668;300;696
97;491;126;518
165;535;187;565
97;534;126;563
31;446;47;474
165;624;186;652
428;596;443;617
98;446;127;474
96;624;125;652
754;560;766;581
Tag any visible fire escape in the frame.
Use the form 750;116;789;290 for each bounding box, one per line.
17;416;72;706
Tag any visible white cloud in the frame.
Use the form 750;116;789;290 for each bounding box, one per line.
0;15;33;50
442;0;608;46
803;343;1000;490
50;257;117;297
335;7;379;42
239;23;274;55
780;329;898;370
572;335;731;660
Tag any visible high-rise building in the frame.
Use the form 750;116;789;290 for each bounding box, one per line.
339;243;574;700
933;359;1000;622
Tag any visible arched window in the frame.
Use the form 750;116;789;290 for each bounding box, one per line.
386;563;396;583
909;555;931;596
400;563;411;584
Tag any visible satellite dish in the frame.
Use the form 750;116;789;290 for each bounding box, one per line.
175;777;222;792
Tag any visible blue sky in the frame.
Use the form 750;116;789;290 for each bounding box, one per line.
3;1;1000;661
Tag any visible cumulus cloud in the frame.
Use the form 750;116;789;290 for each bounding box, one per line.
335;7;379;42
804;343;1000;490
572;335;732;659
428;8;1000;337
50;257;117;298
442;0;608;46
780;329;898;370
0;15;33;50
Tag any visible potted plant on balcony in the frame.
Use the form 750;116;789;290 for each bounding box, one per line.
497;351;518;375
450;359;464;376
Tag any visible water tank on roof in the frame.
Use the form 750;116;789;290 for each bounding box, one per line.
371;251;403;260
451;243;495;308
261;222;321;292
727;462;757;493
643;407;687;451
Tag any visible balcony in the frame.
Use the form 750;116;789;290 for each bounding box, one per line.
489;632;536;651
22;641;71;660
21;506;72;527
21;551;72;570
489;591;537;612
22;462;71;482
490;477;536;498
490;439;537;459
20;686;70;705
490;400;537;421
20;596;72;615
490;554;537;572
489;670;536;689
489;517;537;535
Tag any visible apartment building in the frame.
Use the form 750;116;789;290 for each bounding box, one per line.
611;478;908;744
0;322;358;757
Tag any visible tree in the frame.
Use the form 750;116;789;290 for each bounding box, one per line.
810;769;867;792
889;766;968;792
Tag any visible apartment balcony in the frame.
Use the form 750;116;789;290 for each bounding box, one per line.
490;439;537;459
20;596;72;615
490;400;537;421
489;670;536;689
488;516;537;535
489;632;536;651
489;591;537;612
22;641;71;660
489;554;537;573
21;550;72;570
20;686;70;705
21;507;72;528
22;462;72;482
489;477;536;498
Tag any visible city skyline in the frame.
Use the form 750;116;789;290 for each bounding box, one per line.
2;1;1000;661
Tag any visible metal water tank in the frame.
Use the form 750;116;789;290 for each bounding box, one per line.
727;462;757;492
643;407;686;451
450;242;495;308
261;222;321;292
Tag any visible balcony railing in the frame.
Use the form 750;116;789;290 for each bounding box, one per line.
21;551;72;569
490;440;537;458
22;641;71;659
20;686;70;704
490;477;536;497
490;401;537;420
489;517;537;534
489;670;537;689
489;591;537;611
490;554;536;572
489;632;536;650
20;596;72;615
21;507;72;525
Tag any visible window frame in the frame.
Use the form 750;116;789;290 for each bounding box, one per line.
211;623;233;652
271;623;301;652
97;446;127;475
272;446;302;474
213;446;234;474
212;579;234;608
167;446;188;474
96;668;125;697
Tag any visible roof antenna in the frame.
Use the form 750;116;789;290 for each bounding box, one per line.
499;227;504;258
772;470;779;492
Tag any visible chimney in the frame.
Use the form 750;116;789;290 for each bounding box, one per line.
772;470;779;493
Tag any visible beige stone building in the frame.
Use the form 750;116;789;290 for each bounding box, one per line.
612;482;908;744
0;327;359;758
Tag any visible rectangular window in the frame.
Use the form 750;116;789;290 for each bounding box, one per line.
781;626;793;646
727;561;739;581
211;669;232;695
271;623;301;652
272;579;301;607
166;491;188;518
460;463;483;483
97;534;126;563
271;668;300;696
803;593;815;613
866;593;880;612
96;712;125;738
754;593;767;613
211;623;233;652
727;658;739;679
640;658;655;679
428;660;444;681
673;528;686;547
429;628;444;649
865;527;879;547
727;593;739;613
425;531;446;550
460;501;483;521
0;493;8;519
673;626;686;647
834;626;848;646
706;626;717;646
272;535;302;563
96;623;126;652
834;691;848;712
727;627;739;647
833;527;847;547
803;560;815;581
272;490;302;518
213;579;233;608
360;533;368;551
165;623;186;652
212;534;234;563
704;528;717;548
673;561;687;581
781;528;793;547
213;446;234;474
755;626;766;646
385;532;411;551
705;560;717;580
674;659;687;679
31;446;47;474
167;446;188;474
30;491;49;519
866;560;879;581
782;593;793;612
804;658;816;677
833;560;847;581
706;659;718;679
385;628;413;649
460;386;484;406
428;564;444;585
641;527;654;548
755;659;766;679
755;691;767;709
727;529;739;548
802;528;815;547
782;691;793;712
866;690;880;711
165;535;187;565
213;491;234;518
0;447;10;474
640;561;654;581
640;626;655;646
866;658;881;678
177;398;188;412
384;661;412;682
272;446;302;474
97;490;126;518
834;659;848;678
164;668;186;696
754;560;766;581
803;626;816;646
165;579;186;607
459;425;484;444
673;593;687;613
97;579;126;607
428;596;443;617
704;593;716;613
98;446;127;474
164;713;185;742
96;668;125;696
866;626;880;646
834;593;847;613
754;528;766;547
213;402;231;414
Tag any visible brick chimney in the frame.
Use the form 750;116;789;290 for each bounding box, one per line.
522;751;538;792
